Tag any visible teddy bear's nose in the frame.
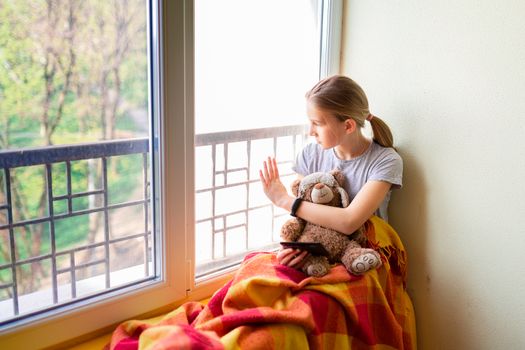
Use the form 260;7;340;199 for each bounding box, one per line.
314;183;325;189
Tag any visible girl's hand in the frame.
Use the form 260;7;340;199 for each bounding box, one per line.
259;157;292;208
277;248;309;268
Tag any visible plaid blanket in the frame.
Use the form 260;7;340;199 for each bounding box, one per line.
108;216;416;350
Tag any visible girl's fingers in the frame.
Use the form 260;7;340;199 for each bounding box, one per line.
294;251;309;269
267;156;279;179
277;248;294;261
266;157;273;177
262;160;270;180
258;170;267;186
266;157;274;178
277;249;295;264
278;248;308;267
261;157;279;183
278;248;297;265
288;250;308;267
272;157;280;178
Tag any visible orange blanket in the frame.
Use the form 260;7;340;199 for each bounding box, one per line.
109;216;416;349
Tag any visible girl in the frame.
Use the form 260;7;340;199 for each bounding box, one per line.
259;75;402;271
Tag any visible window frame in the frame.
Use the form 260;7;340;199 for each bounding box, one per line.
0;1;197;348
320;0;343;78
0;1;342;347
188;0;343;288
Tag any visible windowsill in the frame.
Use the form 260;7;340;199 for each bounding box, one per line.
1;264;154;324
45;270;235;350
65;308;170;350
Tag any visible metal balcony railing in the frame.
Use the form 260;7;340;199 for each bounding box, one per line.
0;124;309;324
194;125;308;277
0;138;152;325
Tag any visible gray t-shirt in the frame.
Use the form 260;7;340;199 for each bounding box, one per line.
292;141;403;221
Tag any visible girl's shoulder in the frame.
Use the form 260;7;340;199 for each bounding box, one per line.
368;142;402;164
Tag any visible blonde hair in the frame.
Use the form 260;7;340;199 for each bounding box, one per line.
305;75;394;148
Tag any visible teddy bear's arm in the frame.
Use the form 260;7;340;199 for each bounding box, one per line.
280;217;306;242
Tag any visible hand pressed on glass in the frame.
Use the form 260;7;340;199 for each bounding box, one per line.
259;157;293;210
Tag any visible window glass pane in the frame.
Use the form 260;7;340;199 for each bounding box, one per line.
0;0;157;326
194;0;320;278
195;0;320;134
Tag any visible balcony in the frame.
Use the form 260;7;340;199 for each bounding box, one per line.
0;124;308;325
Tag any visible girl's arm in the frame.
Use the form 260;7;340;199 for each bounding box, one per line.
292;180;391;234
260;157;391;235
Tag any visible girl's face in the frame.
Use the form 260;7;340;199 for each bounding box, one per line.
307;102;347;149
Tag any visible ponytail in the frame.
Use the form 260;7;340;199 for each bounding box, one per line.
368;115;394;148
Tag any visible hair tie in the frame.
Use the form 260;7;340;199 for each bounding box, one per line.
367;114;375;122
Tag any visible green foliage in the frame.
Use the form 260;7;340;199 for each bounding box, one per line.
11;166;46;219
0;2;44;149
1;0;148;149
108;154;145;204
121;52;148;109
0;0;150;298
54;215;89;251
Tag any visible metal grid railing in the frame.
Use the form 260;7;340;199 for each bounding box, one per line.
194;124;308;277
0;138;152;324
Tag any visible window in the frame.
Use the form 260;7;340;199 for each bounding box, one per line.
193;0;342;280
1;0;161;326
0;1;341;347
0;1;187;347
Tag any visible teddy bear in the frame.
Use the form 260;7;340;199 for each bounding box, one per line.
280;170;382;277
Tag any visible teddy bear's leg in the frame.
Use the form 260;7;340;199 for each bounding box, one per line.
341;241;382;275
301;255;330;277
350;251;382;274
280;218;306;242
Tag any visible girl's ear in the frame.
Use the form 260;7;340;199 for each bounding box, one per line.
344;118;357;134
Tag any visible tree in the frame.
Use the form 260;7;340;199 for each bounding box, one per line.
0;0;81;295
75;0;147;248
0;0;148;297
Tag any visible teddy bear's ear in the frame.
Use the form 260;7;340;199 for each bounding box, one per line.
330;169;346;187
338;187;350;207
291;179;301;197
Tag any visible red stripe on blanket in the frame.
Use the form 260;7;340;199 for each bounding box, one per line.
298;290;330;334
113;337;139;350
205;280;232;318
275;263;308;283
353;302;376;345
220;308;267;331
177;324;224;350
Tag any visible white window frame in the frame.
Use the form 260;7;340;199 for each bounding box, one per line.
320;0;343;78
0;1;342;348
188;0;343;286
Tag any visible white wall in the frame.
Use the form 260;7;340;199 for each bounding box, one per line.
341;1;525;349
